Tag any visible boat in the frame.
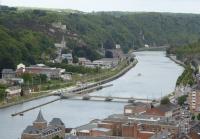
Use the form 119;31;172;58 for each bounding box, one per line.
105;97;113;102
128;98;135;103
82;95;90;100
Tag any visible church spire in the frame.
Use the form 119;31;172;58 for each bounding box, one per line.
35;110;46;123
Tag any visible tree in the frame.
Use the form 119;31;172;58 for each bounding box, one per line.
52;136;63;139
39;74;48;83
160;97;170;105
21;73;33;83
191;115;195;120
178;95;188;106
0;84;7;100
62;59;68;64
197;113;200;121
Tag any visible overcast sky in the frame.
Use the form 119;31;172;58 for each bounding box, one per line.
1;0;200;13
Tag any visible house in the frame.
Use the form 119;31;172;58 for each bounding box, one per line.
17;63;25;70
188;122;200;139
21;110;65;139
102;114;180;139
16;64;66;79
61;74;72;81
150;130;172;139
188;90;200;112
65;135;136;139
124;102;151;116
78;58;91;65
6;86;21;98
92;58;119;69
52;22;66;31
105;49;124;60
1;69;15;79
145;103;180;119
90;128;112;137
144;44;150;48
72;122;98;136
196;74;200;89
62;53;73;64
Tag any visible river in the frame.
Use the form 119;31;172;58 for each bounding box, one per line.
0;51;183;139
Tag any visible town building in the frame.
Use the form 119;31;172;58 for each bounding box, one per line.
124;102;151;116
65;135;136;139
72;123;94;136
1;69;15;79
6;86;21;98
145;103;181;119
92;58;119;69
196;74;200;89
105;49;124;60
52;22;66;31
188;122;200;139
61;53;73;64
188;90;200;112
174;85;191;100
21;110;65;139
16;64;66;79
78;57;91;65
100;113;180;139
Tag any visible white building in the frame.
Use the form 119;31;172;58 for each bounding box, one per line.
6;86;21;98
61;53;73;64
17;63;25;70
52;22;66;31
144;44;150;48
92;58;119;69
116;44;121;49
78;58;91;65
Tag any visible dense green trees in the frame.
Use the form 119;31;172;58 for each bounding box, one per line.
0;84;6;101
160;97;170;105
176;66;195;86
178;95;188;106
2;7;200;70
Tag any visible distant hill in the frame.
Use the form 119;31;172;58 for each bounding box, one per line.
1;6;200;69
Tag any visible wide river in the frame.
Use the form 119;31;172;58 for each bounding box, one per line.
0;51;183;139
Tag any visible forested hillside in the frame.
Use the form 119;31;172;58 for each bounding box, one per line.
1;6;200;70
167;39;200;66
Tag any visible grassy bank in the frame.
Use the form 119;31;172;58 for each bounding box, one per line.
0;59;137;108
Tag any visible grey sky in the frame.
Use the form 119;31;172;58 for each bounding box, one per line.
2;0;200;13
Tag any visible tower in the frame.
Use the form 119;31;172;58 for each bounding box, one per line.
33;110;47;129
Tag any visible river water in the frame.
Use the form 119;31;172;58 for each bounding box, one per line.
0;51;183;139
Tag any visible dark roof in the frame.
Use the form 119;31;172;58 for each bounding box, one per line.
150;130;169;139
34;110;47;123
23;125;41;134
41;125;62;135
190;122;200;134
76;123;97;131
156;103;178;113
65;135;136;139
2;69;15;73
125;102;150;108
49;118;64;126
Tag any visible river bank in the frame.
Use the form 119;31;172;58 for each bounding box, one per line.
167;54;185;67
0;59;137;109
